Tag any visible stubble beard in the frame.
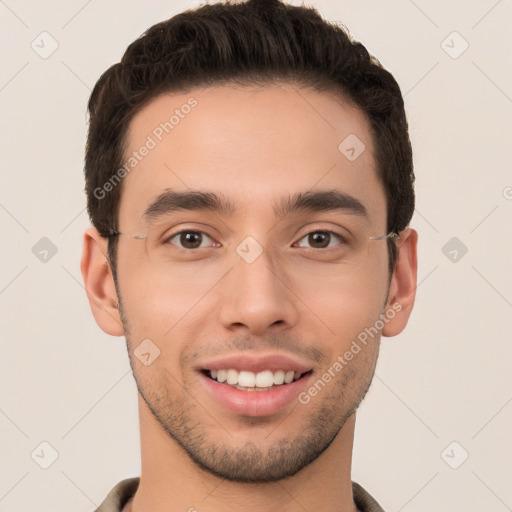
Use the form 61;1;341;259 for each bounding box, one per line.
113;275;382;484
124;332;376;482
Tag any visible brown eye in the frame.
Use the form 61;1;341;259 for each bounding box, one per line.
308;232;330;248
168;231;214;250
296;230;345;249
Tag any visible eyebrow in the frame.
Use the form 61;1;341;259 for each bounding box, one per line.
142;188;368;222
274;189;368;219
143;189;236;220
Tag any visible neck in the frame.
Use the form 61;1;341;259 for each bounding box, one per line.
128;395;359;512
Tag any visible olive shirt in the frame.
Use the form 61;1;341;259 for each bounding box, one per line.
93;477;385;512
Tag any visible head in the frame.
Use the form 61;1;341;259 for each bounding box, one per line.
82;0;417;483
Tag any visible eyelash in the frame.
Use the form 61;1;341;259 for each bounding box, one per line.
165;229;347;251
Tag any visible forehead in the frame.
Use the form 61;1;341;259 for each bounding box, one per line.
118;84;385;228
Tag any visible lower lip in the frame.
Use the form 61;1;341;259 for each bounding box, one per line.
200;372;313;417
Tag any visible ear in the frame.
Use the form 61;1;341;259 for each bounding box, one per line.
80;227;125;336
382;228;418;337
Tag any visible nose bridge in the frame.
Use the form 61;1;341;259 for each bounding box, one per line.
218;238;297;334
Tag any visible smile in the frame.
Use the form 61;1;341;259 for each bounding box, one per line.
198;353;314;416
203;368;310;391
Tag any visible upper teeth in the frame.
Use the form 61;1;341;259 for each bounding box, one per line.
210;369;301;388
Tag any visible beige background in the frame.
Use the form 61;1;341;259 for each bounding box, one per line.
1;1;511;511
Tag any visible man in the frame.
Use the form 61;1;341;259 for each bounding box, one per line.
81;0;417;510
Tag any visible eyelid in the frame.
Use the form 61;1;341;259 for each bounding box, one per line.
293;229;347;249
158;222;221;243
166;229;220;249
165;227;348;251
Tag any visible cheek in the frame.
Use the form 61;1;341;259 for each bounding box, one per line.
117;264;213;371
292;265;388;369
118;257;204;329
309;286;383;346
116;273;171;364
297;262;388;320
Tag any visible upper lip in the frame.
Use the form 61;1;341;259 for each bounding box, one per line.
197;352;313;374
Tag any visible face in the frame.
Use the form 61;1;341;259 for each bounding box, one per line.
113;84;393;482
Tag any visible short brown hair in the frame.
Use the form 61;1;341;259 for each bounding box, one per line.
85;0;415;274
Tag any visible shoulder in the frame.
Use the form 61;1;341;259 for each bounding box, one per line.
93;477;140;512
352;481;385;512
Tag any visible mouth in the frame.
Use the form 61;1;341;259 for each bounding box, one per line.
197;354;314;417
201;368;312;392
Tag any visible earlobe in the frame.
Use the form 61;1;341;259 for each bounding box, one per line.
382;228;418;338
80;227;125;336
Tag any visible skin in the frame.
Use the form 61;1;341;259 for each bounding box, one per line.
81;84;417;512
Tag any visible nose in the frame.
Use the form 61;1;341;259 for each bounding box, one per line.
217;244;299;337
